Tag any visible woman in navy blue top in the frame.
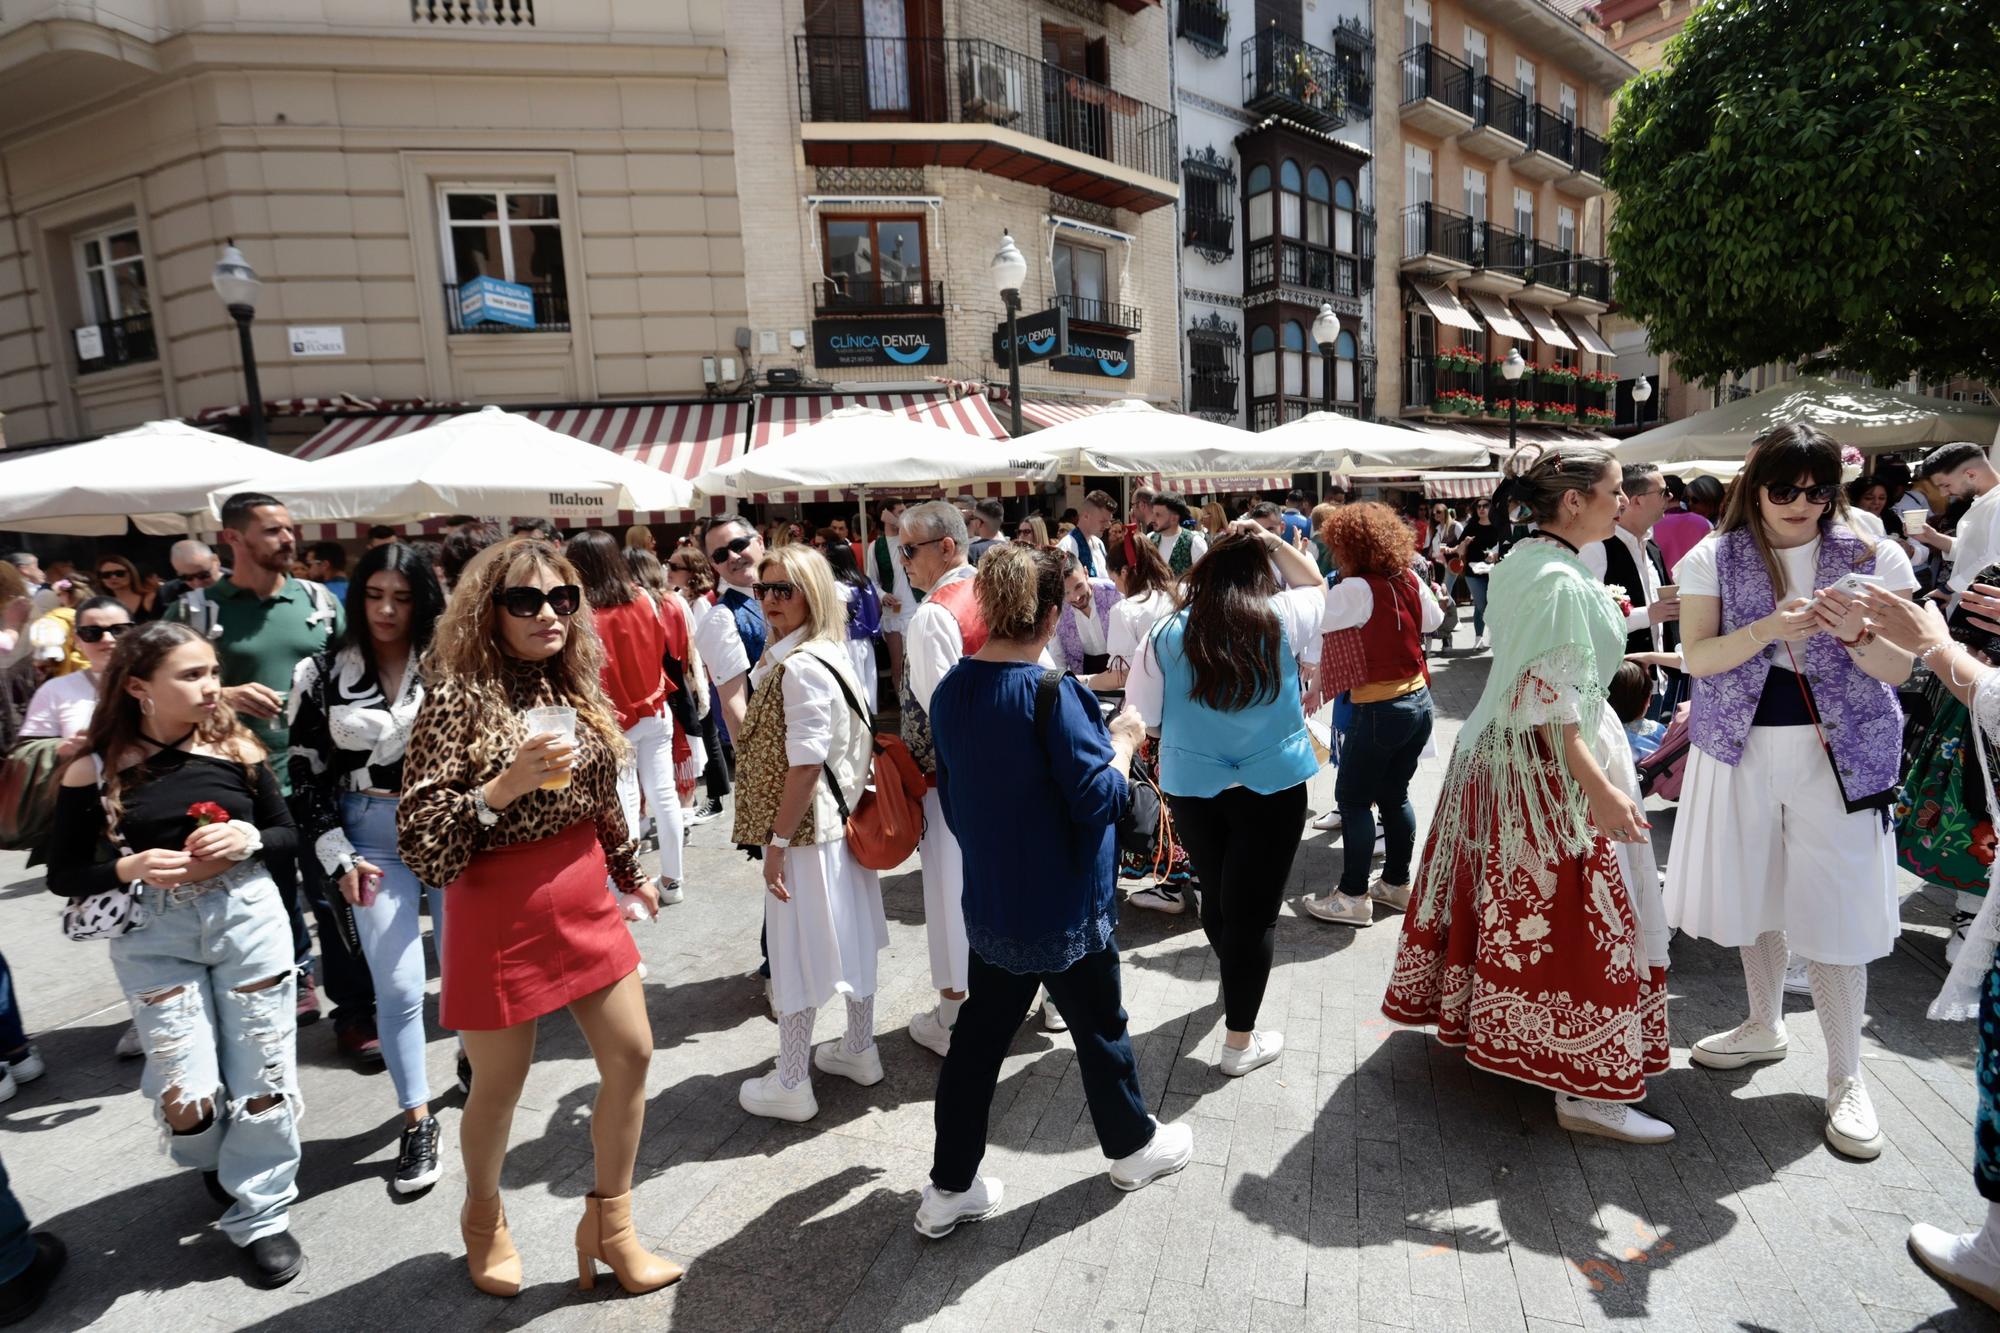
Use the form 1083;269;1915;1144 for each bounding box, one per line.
920;544;1195;1241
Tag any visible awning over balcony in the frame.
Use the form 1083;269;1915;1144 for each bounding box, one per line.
1512;303;1577;351
748;392;1031;502
1463;290;1530;341
1560;312;1615;357
1410;279;1480;332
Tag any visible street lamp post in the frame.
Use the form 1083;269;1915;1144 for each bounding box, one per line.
991;231;1029;438
1500;346;1526;456
212;242;266;448
1631;372;1654;425
1311;302;1340;415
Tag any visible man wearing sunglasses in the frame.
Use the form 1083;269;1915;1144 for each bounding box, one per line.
697;517;766;763
158;539;225;610
1580;463;1681;658
1914;442;2000;609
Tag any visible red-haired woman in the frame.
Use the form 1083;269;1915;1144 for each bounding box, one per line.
1301;503;1443;927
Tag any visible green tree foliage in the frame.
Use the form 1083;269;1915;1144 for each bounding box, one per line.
1605;0;2000;385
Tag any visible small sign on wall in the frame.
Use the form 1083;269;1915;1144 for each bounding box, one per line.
73;325;104;361
288;326;346;357
458;276;537;329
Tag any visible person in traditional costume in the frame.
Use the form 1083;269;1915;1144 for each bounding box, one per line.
1383;444;1673;1144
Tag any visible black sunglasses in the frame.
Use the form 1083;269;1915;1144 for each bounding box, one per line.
753;580;797;600
76;622;137;643
96;568;129;580
707;534;756;561
1765;483;1839;507
900;536;945;561
493;585;582;618
181;569;216;585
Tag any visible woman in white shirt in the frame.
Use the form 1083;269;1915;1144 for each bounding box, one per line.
19;596;131;761
730;544;889;1124
1089;532;1177;694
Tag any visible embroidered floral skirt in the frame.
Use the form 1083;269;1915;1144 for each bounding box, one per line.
1382;757;1668;1102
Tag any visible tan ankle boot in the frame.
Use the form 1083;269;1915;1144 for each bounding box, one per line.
575;1191;683;1294
461;1193;523;1297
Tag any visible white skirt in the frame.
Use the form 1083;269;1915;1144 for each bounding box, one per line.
845;635;879;714
1663;725;1901;965
1591;707;1669;971
919;787;969;993
764;837;890;1015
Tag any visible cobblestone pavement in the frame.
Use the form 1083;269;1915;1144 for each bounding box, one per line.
4;626;1999;1331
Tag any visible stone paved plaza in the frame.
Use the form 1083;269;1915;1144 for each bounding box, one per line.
4;631;1999;1332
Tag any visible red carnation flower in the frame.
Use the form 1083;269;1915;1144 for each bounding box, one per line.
188;801;230;827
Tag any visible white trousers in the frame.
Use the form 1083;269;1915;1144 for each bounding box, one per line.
918;787;969;993
619;712;685;884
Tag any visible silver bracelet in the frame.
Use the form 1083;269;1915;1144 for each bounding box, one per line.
1747;619;1775;646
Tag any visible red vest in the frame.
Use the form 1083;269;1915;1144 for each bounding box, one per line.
1355;572;1428;684
927;576;990;655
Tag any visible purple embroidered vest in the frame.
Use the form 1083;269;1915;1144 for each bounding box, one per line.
1054;580;1122;674
1688;526;1902;799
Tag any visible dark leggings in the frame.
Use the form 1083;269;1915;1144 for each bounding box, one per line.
1976;945;2000;1201
1167;783;1310;1033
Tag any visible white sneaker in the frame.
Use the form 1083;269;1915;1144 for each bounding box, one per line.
635;961;649;981
1910;1222;2000;1311
909;1007;952;1058
1302;892;1372;927
1311;810;1343;832
1109;1117;1194;1191
738;1070;818;1122
659;880;685;906
116;1024;144;1059
0;1066;14;1104
1473;634;1487;651
913;1176;1003;1239
813;1040;884;1087
1825;1077;1884;1159
1783;955;1812;996
1041;997;1068;1033
1689;1021;1789;1070
1218;1030;1283;1077
6;1045;44;1084
1555;1093;1675;1144
1368;880;1413;912
1948;912;1975;966
1128;885;1187;915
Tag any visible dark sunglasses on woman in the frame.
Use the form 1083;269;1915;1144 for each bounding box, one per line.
493;585;582;618
96;568;129;581
76;622;137;643
753;580;796;601
1764;483;1839;506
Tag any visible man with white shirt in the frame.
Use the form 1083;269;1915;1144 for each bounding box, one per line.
1065;489;1114;579
1054;553;1119;675
1914;442;2000;606
1148;492;1207;576
869;501;916;685
1582;464;1680;656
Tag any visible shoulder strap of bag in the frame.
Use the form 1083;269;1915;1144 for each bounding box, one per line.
793;644;869;819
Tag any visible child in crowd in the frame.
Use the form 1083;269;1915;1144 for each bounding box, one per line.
1611;658;1666;761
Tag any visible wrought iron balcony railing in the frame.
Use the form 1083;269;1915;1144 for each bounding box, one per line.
1057;293;1143;332
1242;27;1347;132
1471;75;1526;141
1571;126;1606;178
813;278;945;313
1526;103;1574;161
1178;0;1228;58
1189;368;1239;415
1399;43;1474;118
1472;220;1528;274
1401;202;1475;266
72;313;157;375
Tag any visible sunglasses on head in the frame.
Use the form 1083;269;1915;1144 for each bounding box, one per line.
708;534;756;560
1764;483;1839;506
753;580;796;600
76;622;136;643
493;585;582;618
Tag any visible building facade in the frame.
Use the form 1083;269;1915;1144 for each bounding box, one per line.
0;0;743;449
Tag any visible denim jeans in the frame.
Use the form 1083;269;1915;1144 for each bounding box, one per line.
0;953;25;1055
110;862;301;1245
0;1154;29;1285
620;713;684;884
1334;688;1434;896
269;845;376;1026
343;793;445;1112
932;946;1153;1192
1465;573;1491;638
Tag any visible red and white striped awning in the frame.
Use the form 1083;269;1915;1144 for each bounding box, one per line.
1136;474;1289;495
1422;472;1503;501
1018;398;1107;430
746;392;1034;504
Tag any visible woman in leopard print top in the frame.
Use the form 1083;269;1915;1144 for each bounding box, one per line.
396;537;679;1299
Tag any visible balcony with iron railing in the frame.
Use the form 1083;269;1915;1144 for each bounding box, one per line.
1329;18;1375;122
794;35;1180;213
443;280;569;333
1400;202;1475;271
1057;293;1143;333
1524;239;1574;297
1564;126;1607;197
1185;207;1234;260
813;277;945;314
1411;356;1615;426
1247;238;1361;298
1241;28;1347;133
1398;44;1474;136
1464;220;1528;292
1568;255;1612;308
1189;367;1239;416
1515;104;1574;181
1460;76;1526;160
72;313;157;375
1178;0;1229;58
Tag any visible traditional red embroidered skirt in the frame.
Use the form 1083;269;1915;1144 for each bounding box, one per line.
1383;764;1668;1102
441;820;640;1031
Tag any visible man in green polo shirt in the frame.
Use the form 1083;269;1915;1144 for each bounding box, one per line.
169;492;378;1060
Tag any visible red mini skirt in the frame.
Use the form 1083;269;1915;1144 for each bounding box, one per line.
440;820;640;1031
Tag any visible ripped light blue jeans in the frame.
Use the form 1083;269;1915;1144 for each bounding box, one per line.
109;861;300;1245
342;792;445;1111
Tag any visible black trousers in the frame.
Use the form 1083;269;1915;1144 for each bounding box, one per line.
700;704;731;802
1167;783;1310;1033
931;946;1153;1192
269;846;376;1026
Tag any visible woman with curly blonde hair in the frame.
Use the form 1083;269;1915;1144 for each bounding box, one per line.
397;537;677;1300
1299;503;1442;928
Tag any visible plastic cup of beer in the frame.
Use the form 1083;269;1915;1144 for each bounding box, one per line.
524;705;578;790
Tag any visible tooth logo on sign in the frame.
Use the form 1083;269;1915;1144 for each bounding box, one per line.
813;317;948;368
1027;332;1057;355
1098;357;1130;376
883;342;931;364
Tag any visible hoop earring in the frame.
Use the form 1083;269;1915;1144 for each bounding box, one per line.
140;696;155;717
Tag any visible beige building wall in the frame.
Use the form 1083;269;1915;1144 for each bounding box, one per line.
0;2;742;446
727;0;1182;410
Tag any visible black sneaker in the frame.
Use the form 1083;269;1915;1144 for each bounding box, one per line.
395;1116;443;1195
201;1170;233;1209
0;1232;66;1326
688;798;723;825
242;1231;304;1289
456;1050;473;1097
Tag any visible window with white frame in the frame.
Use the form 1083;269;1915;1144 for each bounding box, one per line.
1405;144;1433;205
1335;330;1356;402
1464;167;1487;222
75;224;150;327
439;187;568;332
1052;238;1110;322
1464;26;1488;117
1559;83;1578;126
1515;56;1537;103
1403;0;1431;50
1513;187;1534;240
1246;164;1274;243
1557;204;1576;252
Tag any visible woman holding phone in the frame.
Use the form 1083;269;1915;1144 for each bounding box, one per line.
1665;423;1916;1161
397;537;675;1299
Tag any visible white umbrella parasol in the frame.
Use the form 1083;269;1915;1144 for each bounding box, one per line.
215;405;694;523
693;405;1058;496
1616;376;2000;465
0;420;312;537
1251;410;1492;475
1013;398;1284;477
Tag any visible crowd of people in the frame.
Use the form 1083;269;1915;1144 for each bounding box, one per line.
6;426;2000;1318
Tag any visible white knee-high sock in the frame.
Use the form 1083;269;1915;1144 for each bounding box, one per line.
1806;961;1867;1089
778;1008;816;1089
1974;1201;2000;1266
1742;930;1789;1033
843;994;875;1054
